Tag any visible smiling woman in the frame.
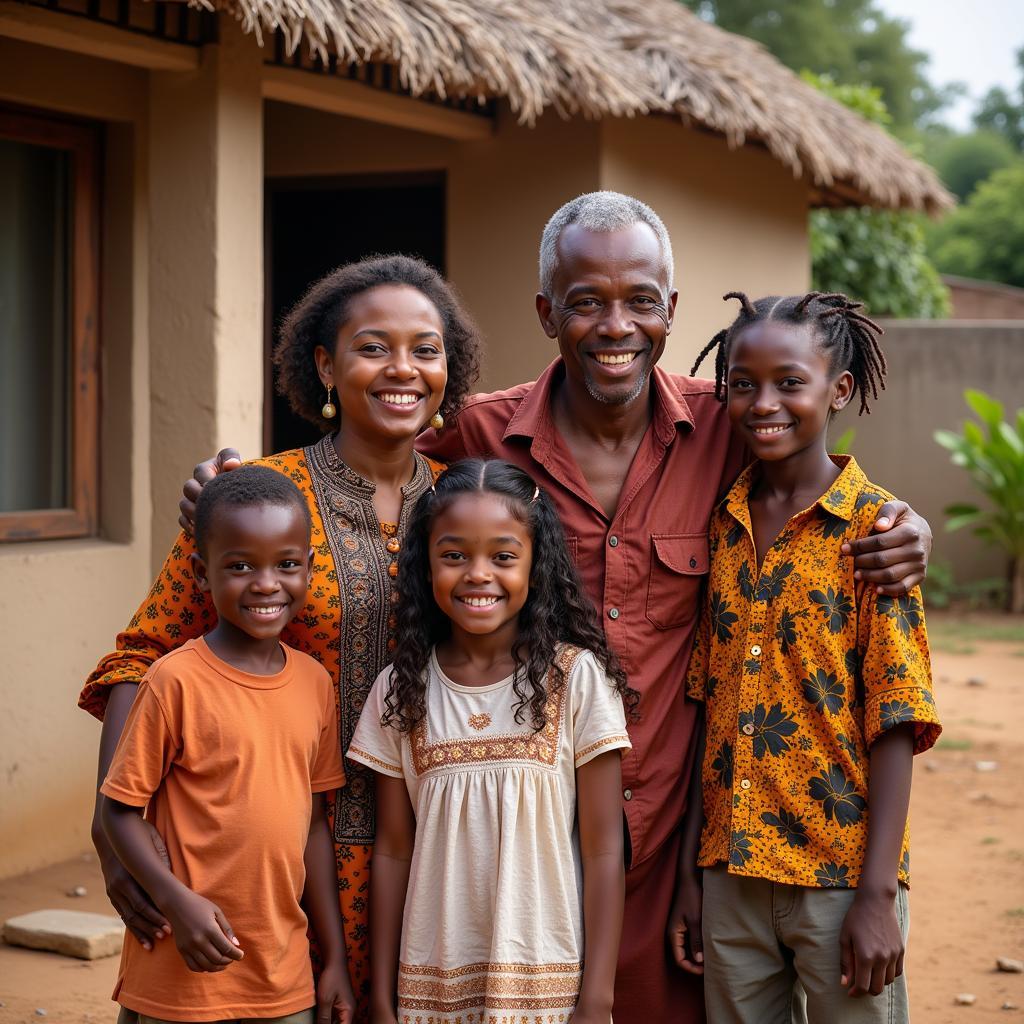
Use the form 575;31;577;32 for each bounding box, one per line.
78;255;483;1021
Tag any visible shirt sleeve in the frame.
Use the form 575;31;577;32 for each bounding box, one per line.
309;665;346;794
415;414;470;463
857;584;941;754
99;671;180;807
685;596;712;703
79;530;216;721
569;650;631;769
347;667;405;779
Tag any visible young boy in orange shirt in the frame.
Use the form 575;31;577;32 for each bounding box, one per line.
101;466;354;1024
678;292;941;1023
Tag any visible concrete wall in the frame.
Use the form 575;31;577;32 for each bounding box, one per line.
842;321;1024;585
0;39;153;877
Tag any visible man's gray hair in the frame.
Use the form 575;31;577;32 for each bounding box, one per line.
538;191;674;298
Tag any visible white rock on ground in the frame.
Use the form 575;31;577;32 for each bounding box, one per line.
955;993;977;1005
996;956;1024;973
2;908;123;960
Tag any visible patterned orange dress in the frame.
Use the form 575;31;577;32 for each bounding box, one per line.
79;436;444;1020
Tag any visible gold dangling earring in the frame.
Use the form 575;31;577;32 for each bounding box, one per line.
321;384;337;419
430;411;444;430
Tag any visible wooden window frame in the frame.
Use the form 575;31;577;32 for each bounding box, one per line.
0;107;100;542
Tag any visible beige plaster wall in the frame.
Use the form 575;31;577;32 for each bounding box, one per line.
0;39;152;877
599;117;811;379
265;103;600;391
148;22;265;561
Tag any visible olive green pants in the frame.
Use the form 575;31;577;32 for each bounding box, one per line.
702;865;910;1024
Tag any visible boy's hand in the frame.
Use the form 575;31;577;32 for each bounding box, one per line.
839;890;904;997
163;888;244;973
317;961;356;1024
666;873;704;974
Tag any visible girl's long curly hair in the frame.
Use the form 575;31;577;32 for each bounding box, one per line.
383;459;638;733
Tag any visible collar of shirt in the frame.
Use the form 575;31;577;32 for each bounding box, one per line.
501;358;697;454
721;454;868;532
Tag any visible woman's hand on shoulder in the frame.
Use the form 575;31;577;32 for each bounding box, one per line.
178;448;243;534
316;959;356;1024
843;500;931;596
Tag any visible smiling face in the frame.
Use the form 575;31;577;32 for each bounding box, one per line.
192;503;313;643
316;284;447;443
537;222;676;407
726;320;853;463
428;493;533;644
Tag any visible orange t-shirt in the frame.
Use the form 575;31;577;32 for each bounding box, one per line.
101;637;345;1021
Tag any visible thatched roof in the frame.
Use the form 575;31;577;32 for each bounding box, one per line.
215;0;953;213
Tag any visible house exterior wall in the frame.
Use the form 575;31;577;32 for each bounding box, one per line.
598;117;811;376
265;104;809;391
0;39;153;877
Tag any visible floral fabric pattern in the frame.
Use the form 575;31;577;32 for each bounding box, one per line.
686;456;941;889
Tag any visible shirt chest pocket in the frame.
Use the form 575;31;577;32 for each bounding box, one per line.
645;534;709;630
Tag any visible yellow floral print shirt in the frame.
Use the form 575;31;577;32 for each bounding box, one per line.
686;456;941;889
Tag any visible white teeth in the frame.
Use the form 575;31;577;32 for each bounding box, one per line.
752;425;791;434
460;596;500;607
594;353;637;365
377;393;420;405
248;606;284;615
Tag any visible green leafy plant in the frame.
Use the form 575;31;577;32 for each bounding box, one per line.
934;390;1024;612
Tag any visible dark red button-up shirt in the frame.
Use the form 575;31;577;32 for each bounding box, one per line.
418;359;745;867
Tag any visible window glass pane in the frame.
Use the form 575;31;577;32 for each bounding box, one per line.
0;138;71;512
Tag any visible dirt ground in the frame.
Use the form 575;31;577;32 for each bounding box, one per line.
1;631;1021;1023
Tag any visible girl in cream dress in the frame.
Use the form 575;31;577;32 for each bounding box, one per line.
349;460;636;1024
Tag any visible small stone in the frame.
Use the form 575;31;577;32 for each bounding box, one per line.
975;761;999;772
956;993;977;1005
1002;1001;1019;1011
35;1011;47;1018
924;761;939;773
3;909;123;960
967;791;993;803
967;676;986;687
66;885;88;897
997;956;1024;973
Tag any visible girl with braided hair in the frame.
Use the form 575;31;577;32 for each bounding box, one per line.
348;458;636;1024
679;292;941;1023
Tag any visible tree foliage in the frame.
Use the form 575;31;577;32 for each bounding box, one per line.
803;73;950;317
928;164;1024;288
924;130;1018;202
682;0;951;130
973;47;1024;152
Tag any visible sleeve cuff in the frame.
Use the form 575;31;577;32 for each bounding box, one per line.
347;745;403;779
311;771;346;793
99;780;151;808
864;685;942;753
574;734;632;769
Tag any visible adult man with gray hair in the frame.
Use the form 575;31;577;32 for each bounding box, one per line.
419;190;930;1021
185;190;931;1022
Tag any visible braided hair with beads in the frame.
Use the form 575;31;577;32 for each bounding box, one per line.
691;291;888;416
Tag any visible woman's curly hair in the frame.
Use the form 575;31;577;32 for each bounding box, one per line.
273;254;482;430
383;459;638;733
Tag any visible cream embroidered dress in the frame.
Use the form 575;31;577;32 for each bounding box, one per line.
348;645;631;1024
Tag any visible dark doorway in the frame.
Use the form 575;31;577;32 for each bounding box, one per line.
265;173;446;454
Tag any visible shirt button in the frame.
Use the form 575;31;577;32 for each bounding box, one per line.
740;779;751;790
623;789;633;801
750;645;762;656
609;535;619;547
608;608;620;620
742;723;755;736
